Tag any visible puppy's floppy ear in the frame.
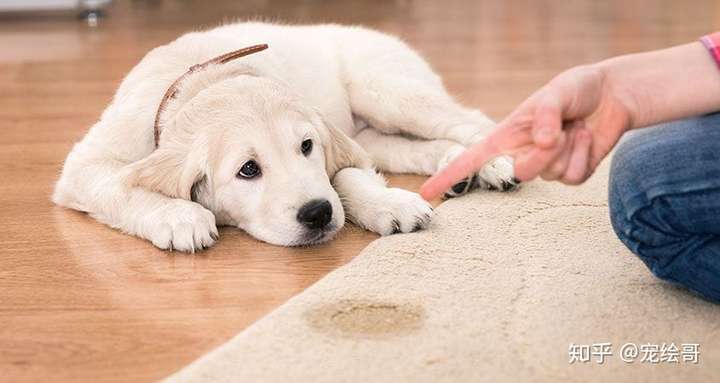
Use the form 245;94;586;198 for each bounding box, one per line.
125;146;206;200
316;116;372;178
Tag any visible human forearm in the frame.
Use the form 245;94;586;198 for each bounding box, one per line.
422;38;720;199
598;42;720;129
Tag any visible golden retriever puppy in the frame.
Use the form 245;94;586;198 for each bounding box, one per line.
53;22;516;251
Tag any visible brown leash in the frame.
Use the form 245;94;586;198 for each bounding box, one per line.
153;44;269;147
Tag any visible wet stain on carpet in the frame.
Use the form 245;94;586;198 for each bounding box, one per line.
305;300;425;338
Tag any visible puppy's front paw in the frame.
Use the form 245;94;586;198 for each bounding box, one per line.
142;200;218;252
477;155;519;192
360;188;434;236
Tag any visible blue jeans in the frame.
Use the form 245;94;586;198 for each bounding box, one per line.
609;113;720;303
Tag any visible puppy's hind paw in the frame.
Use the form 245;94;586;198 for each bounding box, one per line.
438;145;479;199
443;174;479;199
477;155;520;192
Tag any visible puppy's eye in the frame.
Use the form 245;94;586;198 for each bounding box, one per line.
237;160;261;179
301;139;313;156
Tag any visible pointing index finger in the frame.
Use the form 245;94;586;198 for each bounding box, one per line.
420;137;504;201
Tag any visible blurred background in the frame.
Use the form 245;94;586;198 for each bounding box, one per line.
3;0;719;120
2;1;720;382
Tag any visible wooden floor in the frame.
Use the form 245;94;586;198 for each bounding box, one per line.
1;1;719;381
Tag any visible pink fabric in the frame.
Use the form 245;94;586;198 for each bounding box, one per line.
700;32;720;69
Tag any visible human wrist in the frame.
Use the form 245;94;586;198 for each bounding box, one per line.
593;58;643;131
594;42;720;131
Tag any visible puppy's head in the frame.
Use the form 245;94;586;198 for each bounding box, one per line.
127;74;369;246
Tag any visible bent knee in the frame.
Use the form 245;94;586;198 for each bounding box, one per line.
609;130;691;277
609;134;714;282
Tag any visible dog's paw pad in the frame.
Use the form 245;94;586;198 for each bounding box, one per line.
438;145;481;199
443;174;479;199
500;178;520;191
390;219;402;234
411;215;431;232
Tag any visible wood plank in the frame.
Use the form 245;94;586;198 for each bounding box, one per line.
1;0;718;381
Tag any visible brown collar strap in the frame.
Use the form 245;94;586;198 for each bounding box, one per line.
153;44;269;147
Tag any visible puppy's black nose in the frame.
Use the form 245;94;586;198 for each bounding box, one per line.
297;199;333;230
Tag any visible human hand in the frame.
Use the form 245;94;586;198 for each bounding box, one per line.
420;65;632;201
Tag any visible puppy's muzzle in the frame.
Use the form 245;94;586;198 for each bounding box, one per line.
297;199;333;230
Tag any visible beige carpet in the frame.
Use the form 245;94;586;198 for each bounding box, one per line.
165;163;720;382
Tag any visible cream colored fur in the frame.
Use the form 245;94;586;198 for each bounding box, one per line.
53;22;515;251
